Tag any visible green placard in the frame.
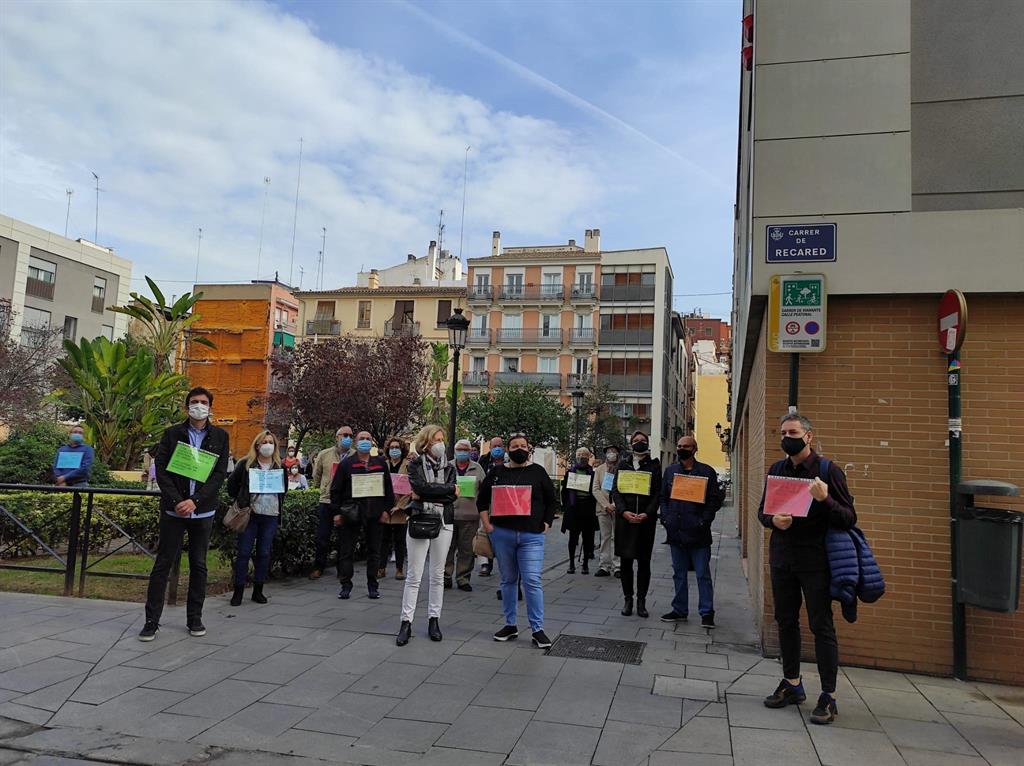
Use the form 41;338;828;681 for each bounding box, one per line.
166;442;218;483
457;475;477;498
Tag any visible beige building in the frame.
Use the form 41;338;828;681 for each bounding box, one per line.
691;339;729;473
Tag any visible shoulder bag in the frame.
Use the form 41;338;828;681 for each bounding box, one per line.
223;501;251;532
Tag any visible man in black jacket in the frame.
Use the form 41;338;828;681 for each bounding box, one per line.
140;387;230;641
659;435;724;628
758;413;856;725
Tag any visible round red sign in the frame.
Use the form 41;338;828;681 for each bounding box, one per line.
785;321;800;335
937;289;967;354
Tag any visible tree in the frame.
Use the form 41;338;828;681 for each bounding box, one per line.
421;342;450;427
107;276;214;373
459;382;571;450
580;382;629;454
52;337;188;469
253;334;429;449
0;300;60;430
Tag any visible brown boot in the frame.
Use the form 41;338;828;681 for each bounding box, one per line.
395;569;405;580
308;569;322;580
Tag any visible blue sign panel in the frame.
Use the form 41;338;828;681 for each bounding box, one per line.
765;223;837;263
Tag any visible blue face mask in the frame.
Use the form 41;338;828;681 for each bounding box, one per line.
491;447;504;459
339;436;353;450
388;448;402;459
455;450;470;462
356;439;372;453
70;433;85;445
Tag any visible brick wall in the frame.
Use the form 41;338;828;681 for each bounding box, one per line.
747;293;1024;684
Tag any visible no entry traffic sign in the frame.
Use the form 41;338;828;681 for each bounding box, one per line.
937;290;967;354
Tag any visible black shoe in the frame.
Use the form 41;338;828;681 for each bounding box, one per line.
701;611;716;629
567;564;576;574
230;586;243;607
764;679;806;708
661;611;688;622
444;579;453;590
251;584;268;604
367;586;380;600
637;598;649;619
613;570;621;579
518;586;523;601
338;584;352;600
532;630;552;649
428;617;443;642
493;625;519;642
138;621;159;642
496;588;503;600
396;620;412;647
457;583;473;592
621;597;633;616
810;692;838;724
581;563;589;575
595;568;611;577
480;564;492;577
187;620;206;637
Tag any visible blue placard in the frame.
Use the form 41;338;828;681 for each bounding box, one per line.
249;468;285;494
602;473;615;492
56;451;83;470
766;223;836;263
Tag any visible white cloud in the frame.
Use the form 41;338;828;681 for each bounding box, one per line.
0;0;601;290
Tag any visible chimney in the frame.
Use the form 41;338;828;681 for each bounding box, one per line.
584;228;601;253
407;253;416;262
367;269;380;289
568;239;576;247
491;231;501;257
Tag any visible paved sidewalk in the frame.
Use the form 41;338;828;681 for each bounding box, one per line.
0;504;1022;765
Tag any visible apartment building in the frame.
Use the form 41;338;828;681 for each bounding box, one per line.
691;339;729;474
731;0;1024;683
354;240;462;287
0;214;132;346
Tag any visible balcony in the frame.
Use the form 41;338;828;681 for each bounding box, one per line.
384;319;420;337
497;284;565;304
26;277;55;301
494;371;562;389
599;329;655;347
305;318;341;336
275;320;297;334
494;328;563;347
600;284;656;302
603;374;654;392
468;286;493;304
91;295;105;314
566;373;594;390
463;371;490;387
569;284;597;303
568;327;596;346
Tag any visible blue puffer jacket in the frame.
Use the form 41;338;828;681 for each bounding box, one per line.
827;526;885;622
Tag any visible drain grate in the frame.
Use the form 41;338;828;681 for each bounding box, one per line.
545;634;646;665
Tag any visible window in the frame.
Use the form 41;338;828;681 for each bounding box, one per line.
275;308;283;327
577;271;593;291
471;356;486;372
20;306;51;347
542;272;561;297
502;356;519;373
28;257;56;284
505;273;523;296
393;300;414;324
358;301;373;328
92;277;107;313
705;327;713;337
541;313;560;337
101;325;114;341
436;299;452;328
538;357;558;374
314;300;335;318
502;314;522;330
63;316;78;341
574;357;589;375
475;273;490;287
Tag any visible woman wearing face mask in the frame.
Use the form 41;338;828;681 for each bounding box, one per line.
287;464;308;490
592;446;621;578
560;448;597;574
379;437;410;581
396;425;458;645
611;431;662;619
226;430;288;606
282;446;300;472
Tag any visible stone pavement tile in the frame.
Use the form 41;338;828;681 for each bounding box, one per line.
204;635;295;664
355;717;447;754
473;672;553;711
9;674;87;712
592;719;676;766
914;683;1011;718
427;655;504;689
858;686;944;723
49;688;188;731
649;752;733;766
659;715;731;754
293;692;399;737
652;676;718;702
975;682;1024;726
1;752;96;765
943;711;1024;766
140;657;249;695
436;706;531;754
795;691;881;732
0;690;20;704
389;682;472;724
698;702;728;718
730;726;818;766
686;666;744;684
193;701;314;749
0;658;94;695
497;648;565;679
131;712;214;740
9;726;207;766
453;634;523;660
898;746;987;765
67;666;166;705
644;649;731;671
348;662;433;698
534;659;620;727
808;726;905;766
164;678;276;720
742;658;784;677
253;624;315;640
387;634;461;667
259;729;358;762
194;749;331;766
619;660;687;689
721;652;762;673
261;670;360;708
59;647;143;675
505;720;601;766
120;639;220;672
0;702;51;725
0;640;90;674
878;716;978;756
0;716;38;738
607;683;683;728
844;666;917;692
279;628;361;656
230;650;322;685
316;634;400;675
418;746;505;766
726;693;804;730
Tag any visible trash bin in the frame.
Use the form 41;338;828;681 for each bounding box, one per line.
956;480;1022;612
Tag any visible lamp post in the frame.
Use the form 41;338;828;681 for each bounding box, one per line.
446;307;470;458
571;386;585;456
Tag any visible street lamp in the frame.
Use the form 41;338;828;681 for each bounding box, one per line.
446;307;470;458
571;386;585;455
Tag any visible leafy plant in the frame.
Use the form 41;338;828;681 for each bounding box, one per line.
421;342;450;427
459;382;571;450
213;489;320;578
0;422;113;486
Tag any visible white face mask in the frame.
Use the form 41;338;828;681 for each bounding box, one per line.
430;442;447;459
188;403;210;420
258;443;275;457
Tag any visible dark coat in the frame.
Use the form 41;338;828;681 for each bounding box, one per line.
659;460;724;548
226;458;288;514
153;420;231;516
330;453;395;521
560;466;598;535
611;454;661;560
827;525;885;622
406;455;458;525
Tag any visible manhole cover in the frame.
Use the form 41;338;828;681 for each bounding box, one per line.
545;634;646;665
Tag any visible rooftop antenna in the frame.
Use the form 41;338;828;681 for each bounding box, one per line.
91;172;101;242
193;227;203;283
318;226;326;289
256;176;270;280
298;265;305;290
288;138;304;287
64;188;74;237
458;146;470;262
437;209;445;254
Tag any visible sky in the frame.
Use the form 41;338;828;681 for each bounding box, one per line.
0;0;740;319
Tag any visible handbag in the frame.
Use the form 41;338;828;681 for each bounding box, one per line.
339;502;362;525
408;505;442;540
472;529;494;558
222;501;251;532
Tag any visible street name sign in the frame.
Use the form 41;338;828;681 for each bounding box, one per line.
768;274;827;353
766;223;837;263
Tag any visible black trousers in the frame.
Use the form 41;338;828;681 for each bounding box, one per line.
379;523;408;572
568;529;595;564
770;566;839;694
338;515;382;587
313;503;337;571
620;556;651;599
145;513;214;624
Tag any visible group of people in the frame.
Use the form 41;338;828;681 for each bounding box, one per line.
126;386;855;727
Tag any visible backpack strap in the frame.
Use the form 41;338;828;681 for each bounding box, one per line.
818;457;831;483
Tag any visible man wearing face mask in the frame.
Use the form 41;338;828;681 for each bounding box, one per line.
140;387;230;641
310;426;355;579
660;436;724;627
591;445;621;578
757;413;856;726
445;438;485;591
53;425;94;487
331;431;395;600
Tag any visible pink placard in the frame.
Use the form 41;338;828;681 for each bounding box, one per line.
491;485;532;517
764;476;814;517
391;473;412;496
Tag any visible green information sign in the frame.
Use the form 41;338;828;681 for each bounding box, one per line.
166;442;218;483
782;279;822;307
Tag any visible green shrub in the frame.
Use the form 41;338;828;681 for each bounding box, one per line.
0;422;114;486
213;489;320;578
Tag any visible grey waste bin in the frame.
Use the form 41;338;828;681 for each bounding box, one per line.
956;480;1022;612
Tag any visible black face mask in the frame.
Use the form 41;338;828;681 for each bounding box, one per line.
509;448;529;464
781;436;807;456
677;449;695;461
632;442;649;455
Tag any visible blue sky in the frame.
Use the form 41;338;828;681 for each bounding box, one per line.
1;0;739;319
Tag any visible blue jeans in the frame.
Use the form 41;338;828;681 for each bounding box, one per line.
490;526;545;632
235;514;279;586
669;544;714;616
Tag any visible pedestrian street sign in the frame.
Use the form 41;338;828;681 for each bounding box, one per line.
768;274;827;353
766;223;837;263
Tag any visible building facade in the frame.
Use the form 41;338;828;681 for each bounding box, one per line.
731;0;1024;683
0;214;132;346
355;240;463;288
691;339;730;474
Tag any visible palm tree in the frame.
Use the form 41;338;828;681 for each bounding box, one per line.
421;341;450;426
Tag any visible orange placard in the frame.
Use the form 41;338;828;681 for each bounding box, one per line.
671;474;708;503
491;485;532;517
764;476;814;517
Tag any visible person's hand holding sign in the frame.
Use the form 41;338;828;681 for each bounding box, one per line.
175;499;196;517
810;477;829;502
772;513;793;530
